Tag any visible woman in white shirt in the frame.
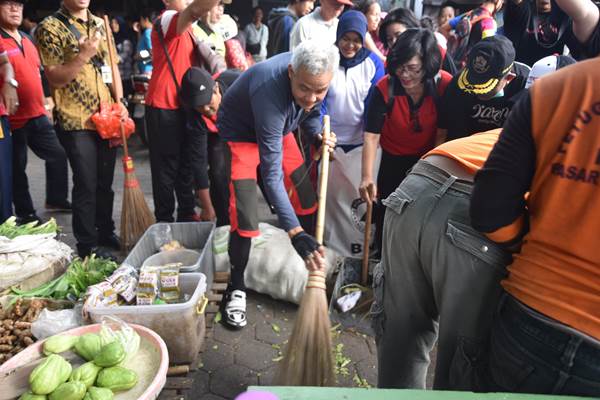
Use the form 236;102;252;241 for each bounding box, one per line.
244;6;269;62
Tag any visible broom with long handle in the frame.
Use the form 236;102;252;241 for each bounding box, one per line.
103;16;155;251
277;115;335;386
361;201;373;286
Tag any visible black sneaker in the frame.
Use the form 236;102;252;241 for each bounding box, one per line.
45;200;72;212
220;289;247;330
98;233;121;250
16;214;42;225
77;245;117;262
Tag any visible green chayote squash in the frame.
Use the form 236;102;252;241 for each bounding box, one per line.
96;366;138;392
83;387;114;400
93;341;125;368
19;392;47;400
75;334;102;362
48;381;87;400
69;362;103;388
29;354;72;395
43;335;79;356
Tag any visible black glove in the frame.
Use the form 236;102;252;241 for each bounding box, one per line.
291;231;320;259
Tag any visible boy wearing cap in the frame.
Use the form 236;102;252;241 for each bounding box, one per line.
179;67;240;226
438;35;530;141
289;0;353;50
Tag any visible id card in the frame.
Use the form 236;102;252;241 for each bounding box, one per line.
101;65;112;84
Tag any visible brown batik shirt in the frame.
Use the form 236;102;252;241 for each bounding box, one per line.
35;7;113;131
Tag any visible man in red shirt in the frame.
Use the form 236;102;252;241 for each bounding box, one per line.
0;18;18;223
0;0;70;225
145;0;220;223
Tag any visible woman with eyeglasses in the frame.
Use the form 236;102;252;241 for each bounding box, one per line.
359;28;451;252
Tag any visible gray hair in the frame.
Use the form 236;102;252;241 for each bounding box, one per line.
290;40;340;75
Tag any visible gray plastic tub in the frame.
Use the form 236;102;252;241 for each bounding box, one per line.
123;222;215;288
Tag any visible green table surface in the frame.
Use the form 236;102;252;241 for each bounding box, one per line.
249;387;589;400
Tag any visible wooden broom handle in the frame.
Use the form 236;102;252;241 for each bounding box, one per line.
361;201;373;286
315;115;331;245
102;15;129;157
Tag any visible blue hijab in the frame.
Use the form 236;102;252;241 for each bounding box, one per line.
336;10;371;69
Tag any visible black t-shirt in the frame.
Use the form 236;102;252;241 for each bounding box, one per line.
438;62;530;140
582;19;600;58
187;69;240;189
504;0;581;67
470;91;534;233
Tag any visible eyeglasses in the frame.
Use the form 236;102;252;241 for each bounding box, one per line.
396;64;423;77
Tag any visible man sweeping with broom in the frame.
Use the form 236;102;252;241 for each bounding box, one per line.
217;40;339;330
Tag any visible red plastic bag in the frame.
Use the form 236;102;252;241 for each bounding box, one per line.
225;39;253;71
91;103;135;141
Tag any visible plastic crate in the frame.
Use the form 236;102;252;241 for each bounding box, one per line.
88;273;207;364
123;222;215;287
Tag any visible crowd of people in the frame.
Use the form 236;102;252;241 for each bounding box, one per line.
0;0;599;397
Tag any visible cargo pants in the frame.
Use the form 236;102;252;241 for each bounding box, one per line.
371;160;512;390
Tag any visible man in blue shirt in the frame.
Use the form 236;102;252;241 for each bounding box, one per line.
217;40;339;329
136;9;154;74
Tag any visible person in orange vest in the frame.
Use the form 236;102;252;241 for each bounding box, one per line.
471;56;600;396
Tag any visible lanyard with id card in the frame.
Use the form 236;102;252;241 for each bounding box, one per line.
101;65;113;84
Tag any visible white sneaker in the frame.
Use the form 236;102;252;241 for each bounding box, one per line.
222;289;247;329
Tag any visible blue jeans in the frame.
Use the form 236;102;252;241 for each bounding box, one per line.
486;294;600;397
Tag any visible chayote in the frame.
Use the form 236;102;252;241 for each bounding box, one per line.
93;341;125;368
96;366;138;392
69;362;103;388
29;354;73;395
48;381;87;400
43;335;79;356
75;334;102;362
83;387;114;400
19;392;47;400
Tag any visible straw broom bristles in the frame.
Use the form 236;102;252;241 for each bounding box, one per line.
277;115;335;386
120;155;155;250
276;270;335;386
103;15;155;250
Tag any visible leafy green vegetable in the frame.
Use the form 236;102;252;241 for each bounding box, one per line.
0;217;58;239
10;255;118;302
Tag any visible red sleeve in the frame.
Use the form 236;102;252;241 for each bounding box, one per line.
0;40;5;55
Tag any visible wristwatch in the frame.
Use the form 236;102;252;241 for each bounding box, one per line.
120;97;129;108
8;78;18;89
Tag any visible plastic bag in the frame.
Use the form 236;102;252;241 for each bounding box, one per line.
31;307;83;339
151;224;173;250
91;103;135;141
98;315;140;362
